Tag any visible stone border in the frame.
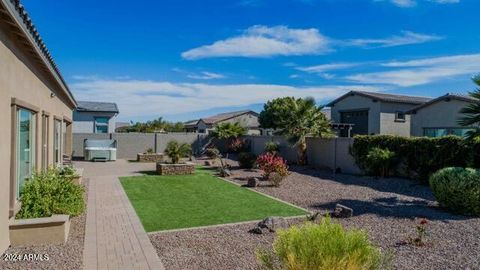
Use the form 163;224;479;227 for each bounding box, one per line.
9;215;70;246
156;162;195;175
137;153;164;163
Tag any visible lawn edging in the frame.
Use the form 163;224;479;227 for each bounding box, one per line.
147;214;306;235
217;176;311;214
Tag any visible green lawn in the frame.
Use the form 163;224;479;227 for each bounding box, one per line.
120;167;307;232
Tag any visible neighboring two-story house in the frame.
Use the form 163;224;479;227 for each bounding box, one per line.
184;110;260;135
0;0;77;254
327;91;431;137
73;101;119;134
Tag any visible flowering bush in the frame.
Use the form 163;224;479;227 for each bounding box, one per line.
409;218;429;247
256;153;289;183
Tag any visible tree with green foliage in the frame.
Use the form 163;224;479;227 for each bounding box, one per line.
210;122;246;152
165;140;192;164
259;97;332;165
116;117;185;133
458;75;480;142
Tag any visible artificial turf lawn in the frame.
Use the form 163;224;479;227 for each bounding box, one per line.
120;167;307;232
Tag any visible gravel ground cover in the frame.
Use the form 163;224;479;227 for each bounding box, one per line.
0;179;88;270
152;160;480;270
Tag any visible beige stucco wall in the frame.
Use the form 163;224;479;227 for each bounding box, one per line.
379;102;415;137
330;94;381;134
410;99;472;137
0;21;74;254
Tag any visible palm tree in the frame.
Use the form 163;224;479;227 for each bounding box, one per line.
278;97;333;165
165;140;192;164
458;75;480;141
210;122;246;152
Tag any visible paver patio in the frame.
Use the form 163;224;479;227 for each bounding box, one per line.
76;160;164;270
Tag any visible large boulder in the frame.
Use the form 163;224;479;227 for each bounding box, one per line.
246;177;259;188
332;204;353;218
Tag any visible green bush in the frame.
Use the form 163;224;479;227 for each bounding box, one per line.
429;167;480;216
205;147;221;159
351;135;475;183
17;168;85;219
257;217;389;270
365;147;395;178
264;141;280;154
238;152;257;169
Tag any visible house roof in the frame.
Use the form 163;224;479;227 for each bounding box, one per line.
201;110;258;125
406;93;477;114
184;119;199;127
0;0;76;107
326;90;432;107
76;101;119;113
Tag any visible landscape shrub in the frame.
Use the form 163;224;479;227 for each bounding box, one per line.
238;152;257;169
229;137;249;153
165;140;192;164
264;141;280;154
205;147;221;159
17;167;85;219
429;167;480;216
256;153;289;182
365;147;395;178
256;217;389;270
351;135;473;183
58;165;78;180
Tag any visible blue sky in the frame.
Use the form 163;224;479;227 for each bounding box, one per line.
22;0;480;122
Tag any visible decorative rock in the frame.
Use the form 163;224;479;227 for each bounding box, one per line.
307;212;321;222
257;217;288;232
332;204;353;218
246;177;259;187
248;226;263;234
205;160;215;166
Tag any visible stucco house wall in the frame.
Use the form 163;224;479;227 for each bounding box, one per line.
379;102;413;137
410;99;472;137
330;94;381;134
73;111;117;133
0;5;76;255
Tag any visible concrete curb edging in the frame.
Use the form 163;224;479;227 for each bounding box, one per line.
148;214;307;235
216;176;311;214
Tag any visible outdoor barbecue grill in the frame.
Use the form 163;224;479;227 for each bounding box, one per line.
84;139;117;161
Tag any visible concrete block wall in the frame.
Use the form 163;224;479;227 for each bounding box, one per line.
73;133;209;159
306;137;361;175
246;135;299;163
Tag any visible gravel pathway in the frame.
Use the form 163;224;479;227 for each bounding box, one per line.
0;179;88;270
152;160;480;270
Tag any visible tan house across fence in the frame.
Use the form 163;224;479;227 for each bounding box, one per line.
0;0;76;254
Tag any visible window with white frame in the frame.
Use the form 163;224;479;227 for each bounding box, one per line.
94;117;109;133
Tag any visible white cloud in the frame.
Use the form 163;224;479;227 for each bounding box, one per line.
346;53;480;87
182;26;441;60
182;25;331;60
187;72;226;80
377;0;460;7
296;63;360;73
346;31;443;48
71;77;381;119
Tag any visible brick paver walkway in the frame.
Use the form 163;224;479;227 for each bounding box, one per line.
79;160;164;270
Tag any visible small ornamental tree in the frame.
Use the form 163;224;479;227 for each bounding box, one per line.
210;122;246;153
165;140;192;164
259;97;332;165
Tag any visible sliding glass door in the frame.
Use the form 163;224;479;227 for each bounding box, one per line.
16;109;36;199
54;119;62;165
